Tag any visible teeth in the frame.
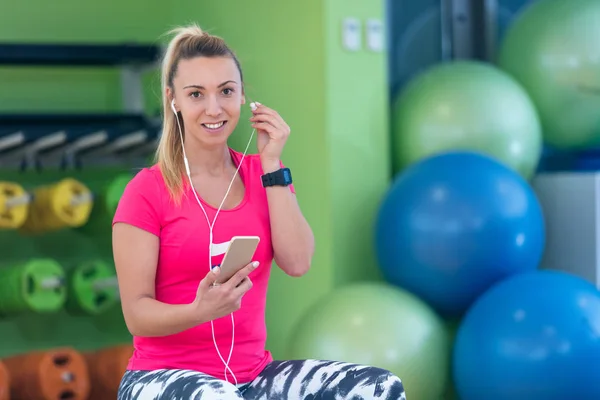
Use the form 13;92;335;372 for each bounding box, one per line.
204;122;224;129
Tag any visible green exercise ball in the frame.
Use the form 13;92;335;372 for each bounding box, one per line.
497;0;600;149
287;282;449;400
391;61;542;179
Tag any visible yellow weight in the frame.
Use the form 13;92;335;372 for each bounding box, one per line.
0;181;31;229
19;178;94;235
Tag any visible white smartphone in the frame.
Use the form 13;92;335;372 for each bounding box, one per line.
215;236;260;284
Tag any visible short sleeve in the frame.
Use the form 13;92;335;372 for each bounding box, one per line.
112;168;162;236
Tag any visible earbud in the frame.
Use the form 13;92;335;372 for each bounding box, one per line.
250;102;257;112
171;99;177;115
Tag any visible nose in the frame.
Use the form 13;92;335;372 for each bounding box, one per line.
205;96;223;117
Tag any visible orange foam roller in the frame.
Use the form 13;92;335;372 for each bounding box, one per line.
84;344;132;400
0;360;9;400
3;347;90;400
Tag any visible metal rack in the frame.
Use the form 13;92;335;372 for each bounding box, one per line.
0;42;163;170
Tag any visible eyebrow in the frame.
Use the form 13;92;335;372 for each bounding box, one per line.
183;80;237;90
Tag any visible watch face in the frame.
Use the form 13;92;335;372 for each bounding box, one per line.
283;169;291;183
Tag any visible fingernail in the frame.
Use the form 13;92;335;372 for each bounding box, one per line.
252;261;259;268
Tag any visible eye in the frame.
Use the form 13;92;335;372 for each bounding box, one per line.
222;88;234;96
189;91;201;98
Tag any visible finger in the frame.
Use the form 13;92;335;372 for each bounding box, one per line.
250;113;284;131
232;277;253;299
252;122;290;140
251;103;282;119
251;122;278;135
199;266;220;291
224;261;259;289
250;104;290;136
234;276;252;291
235;276;251;288
250;106;285;125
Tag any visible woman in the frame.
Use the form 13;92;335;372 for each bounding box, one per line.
112;23;406;399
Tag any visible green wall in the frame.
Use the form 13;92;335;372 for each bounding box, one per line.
0;0;168;114
0;0;390;361
325;0;389;285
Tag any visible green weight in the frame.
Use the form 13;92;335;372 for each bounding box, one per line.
66;260;119;315
0;259;66;315
78;173;132;234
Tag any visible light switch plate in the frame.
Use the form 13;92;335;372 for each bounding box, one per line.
366;18;384;52
342;17;361;51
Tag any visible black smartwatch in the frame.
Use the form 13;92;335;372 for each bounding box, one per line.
261;167;293;187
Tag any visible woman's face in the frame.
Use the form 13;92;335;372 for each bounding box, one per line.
170;56;245;148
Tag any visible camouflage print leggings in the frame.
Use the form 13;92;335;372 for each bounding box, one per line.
117;359;406;400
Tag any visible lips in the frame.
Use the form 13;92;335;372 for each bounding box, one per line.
202;121;226;130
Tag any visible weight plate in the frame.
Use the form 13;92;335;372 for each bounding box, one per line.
23;259;67;313
67;261;119;315
0;181;31;230
50;178;94;228
2;347;91;400
0;259;66;314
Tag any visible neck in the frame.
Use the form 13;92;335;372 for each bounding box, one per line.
183;137;232;176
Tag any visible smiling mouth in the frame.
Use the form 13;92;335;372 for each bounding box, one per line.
202;121;227;130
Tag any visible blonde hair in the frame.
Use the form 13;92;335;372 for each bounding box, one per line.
154;23;243;203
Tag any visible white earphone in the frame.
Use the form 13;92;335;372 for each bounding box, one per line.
171;97;256;385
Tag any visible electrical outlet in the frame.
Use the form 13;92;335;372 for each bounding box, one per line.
342;17;362;51
366;18;384;52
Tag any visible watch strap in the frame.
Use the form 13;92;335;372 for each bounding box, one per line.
262;167;292;187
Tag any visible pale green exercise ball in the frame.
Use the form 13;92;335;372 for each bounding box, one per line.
498;0;600;149
287;282;450;400
391;61;542;179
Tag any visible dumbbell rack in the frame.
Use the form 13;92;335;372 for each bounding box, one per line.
0;42;162;170
0;42;161;397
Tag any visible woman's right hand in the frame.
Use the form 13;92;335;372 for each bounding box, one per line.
192;261;259;323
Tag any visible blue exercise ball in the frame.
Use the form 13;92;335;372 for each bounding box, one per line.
374;151;545;317
453;270;600;400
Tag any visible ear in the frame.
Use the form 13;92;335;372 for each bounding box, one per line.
165;87;176;109
241;95;246;105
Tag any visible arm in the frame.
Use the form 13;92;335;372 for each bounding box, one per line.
112;223;203;337
111;169;209;337
250;101;315;276
262;158;315;277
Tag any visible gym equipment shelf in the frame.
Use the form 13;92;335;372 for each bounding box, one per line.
0;42;163;168
0;43;140;378
0;113;161;169
0;41;161;113
0;43;160;66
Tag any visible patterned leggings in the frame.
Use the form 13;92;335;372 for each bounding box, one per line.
118;359;406;400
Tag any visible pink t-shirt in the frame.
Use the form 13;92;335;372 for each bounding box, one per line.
112;148;294;383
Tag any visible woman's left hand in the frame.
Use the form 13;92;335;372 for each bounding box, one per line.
250;102;290;164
